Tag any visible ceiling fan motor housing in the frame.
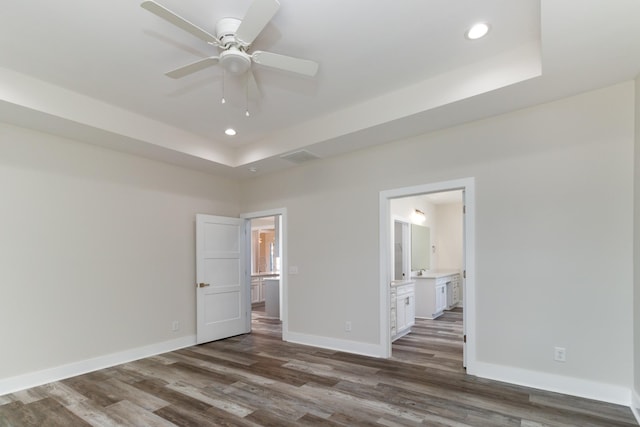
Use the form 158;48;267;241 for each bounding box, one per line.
216;17;242;46
216;17;252;74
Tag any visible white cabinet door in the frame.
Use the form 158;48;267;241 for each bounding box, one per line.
414;278;434;318
435;284;447;313
390;287;397;339
397;293;407;332
251;283;260;303
406;292;415;328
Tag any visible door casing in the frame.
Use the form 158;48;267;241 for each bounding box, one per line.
241;207;287;340
379;178;475;373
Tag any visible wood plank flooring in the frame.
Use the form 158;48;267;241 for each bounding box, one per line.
0;307;637;426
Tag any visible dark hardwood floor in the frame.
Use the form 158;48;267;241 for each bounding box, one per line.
0;307;636;426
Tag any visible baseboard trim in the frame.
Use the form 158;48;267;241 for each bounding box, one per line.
474;361;631;406
286;331;384;358
632;389;640;425
0;335;196;397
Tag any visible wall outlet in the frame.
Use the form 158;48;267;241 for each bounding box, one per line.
554;346;566;362
289;266;299;275
345;321;352;332
171;321;180;332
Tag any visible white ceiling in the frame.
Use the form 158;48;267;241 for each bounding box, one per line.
1;0;639;178
402;190;463;207
423;191;463;206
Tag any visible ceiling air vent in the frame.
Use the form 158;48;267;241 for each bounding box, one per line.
280;149;320;164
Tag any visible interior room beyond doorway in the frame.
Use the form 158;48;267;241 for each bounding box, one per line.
249;215;282;330
389;189;465;367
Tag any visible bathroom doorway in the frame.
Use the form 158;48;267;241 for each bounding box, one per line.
241;208;286;340
380;178;475;372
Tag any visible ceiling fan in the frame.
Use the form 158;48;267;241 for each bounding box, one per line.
141;0;319;97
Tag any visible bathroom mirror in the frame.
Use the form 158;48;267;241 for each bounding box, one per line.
411;224;431;270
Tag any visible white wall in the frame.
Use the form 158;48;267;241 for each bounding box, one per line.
0;123;240;383
241;82;635;397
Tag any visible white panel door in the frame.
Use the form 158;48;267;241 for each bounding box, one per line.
196;214;249;344
462;190;467;368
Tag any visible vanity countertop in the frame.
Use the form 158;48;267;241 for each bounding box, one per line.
390;280;415;287
251;272;280;278
412;270;460;279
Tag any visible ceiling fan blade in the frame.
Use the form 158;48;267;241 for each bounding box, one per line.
252;51;319;77
247;69;261;100
141;1;219;45
235;0;280;46
165;57;220;79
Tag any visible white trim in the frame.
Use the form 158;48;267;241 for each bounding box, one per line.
286;332;384;358
379;177;476;374
240;208;288;340
632;389;640;425
0;335;196;397
474;361;631;406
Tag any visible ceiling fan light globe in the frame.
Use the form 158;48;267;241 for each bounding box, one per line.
220;49;252;75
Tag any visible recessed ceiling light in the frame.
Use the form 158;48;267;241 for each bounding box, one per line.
225;128;237;136
466;22;490;40
248;167;257;173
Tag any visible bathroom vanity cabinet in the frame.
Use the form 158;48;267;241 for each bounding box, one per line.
414;271;461;319
251;273;279;305
263;277;280;318
390;280;415;341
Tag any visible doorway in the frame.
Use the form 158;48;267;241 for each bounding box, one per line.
379;178;475;373
241;208;287;340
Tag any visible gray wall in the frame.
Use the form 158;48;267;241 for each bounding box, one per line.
241;82;635;394
0;123;240;379
0;80;636;406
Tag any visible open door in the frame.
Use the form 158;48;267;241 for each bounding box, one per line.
462;190;467;368
196;214;249;344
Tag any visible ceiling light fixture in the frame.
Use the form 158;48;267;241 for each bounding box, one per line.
466;22;490;40
225;128;237;136
412;209;426;224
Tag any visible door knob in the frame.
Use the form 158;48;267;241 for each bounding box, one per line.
198;283;210;288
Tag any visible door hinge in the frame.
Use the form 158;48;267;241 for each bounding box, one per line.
464;334;467;343
463;270;466;279
463;205;466;214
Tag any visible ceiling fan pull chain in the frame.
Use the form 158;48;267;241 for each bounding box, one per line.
221;69;226;104
245;78;250;117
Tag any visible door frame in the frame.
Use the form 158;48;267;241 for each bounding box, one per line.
379;178;476;374
240;207;287;340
